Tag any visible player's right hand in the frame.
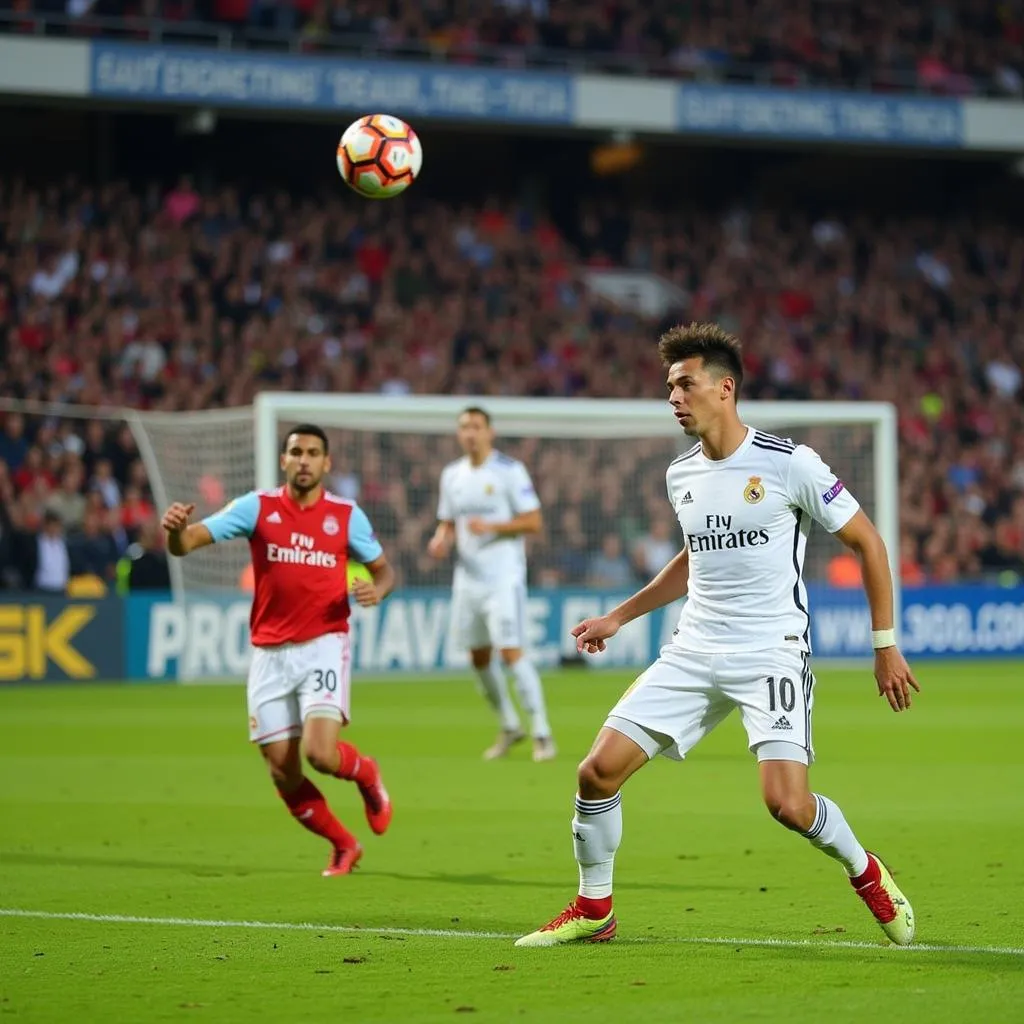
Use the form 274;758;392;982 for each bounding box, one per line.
161;502;196;534
426;535;450;559
571;614;620;655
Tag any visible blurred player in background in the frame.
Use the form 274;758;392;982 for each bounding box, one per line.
517;323;919;947
161;424;394;877
428;407;556;762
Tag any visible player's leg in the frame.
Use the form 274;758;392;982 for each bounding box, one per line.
259;736;360;875
461;584;524;757
469;645;524;756
493;583;554;761
726;649;915;945
297;633;392;840
516;648;729;947
248;648;360;875
454;582;522;751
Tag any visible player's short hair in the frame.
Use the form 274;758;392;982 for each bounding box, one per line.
282;423;329;454
458;406;491;426
658;322;744;396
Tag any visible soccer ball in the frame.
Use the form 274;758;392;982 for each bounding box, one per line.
336;114;423;199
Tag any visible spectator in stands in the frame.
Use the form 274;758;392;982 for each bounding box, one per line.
68;506;120;581
115;519;171;593
45;464;87;530
30;510;71;594
631;515;676;582
587;533;634;589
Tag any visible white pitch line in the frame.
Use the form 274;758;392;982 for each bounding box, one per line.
1;909;1021;957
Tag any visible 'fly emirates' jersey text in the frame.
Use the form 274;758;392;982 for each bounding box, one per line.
438;450;540;586
668;429;860;653
203;488;383;647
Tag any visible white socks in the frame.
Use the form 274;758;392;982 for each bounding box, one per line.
572;793;622;898
509;658;552;739
473;662;521;733
803;793;870;877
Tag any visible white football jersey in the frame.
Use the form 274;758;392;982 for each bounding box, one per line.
437;450;541;586
668;428;860;653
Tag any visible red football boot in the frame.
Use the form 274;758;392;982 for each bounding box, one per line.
322;843;363;877
356;757;392;836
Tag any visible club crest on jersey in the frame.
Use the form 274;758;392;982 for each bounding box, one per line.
322;515;340;536
484;484;495;495
743;476;766;504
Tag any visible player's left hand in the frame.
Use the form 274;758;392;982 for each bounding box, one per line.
351;578;381;608
466;518;492;537
874;646;920;713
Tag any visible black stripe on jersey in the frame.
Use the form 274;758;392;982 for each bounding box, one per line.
670;444;701;466
791;509;811;644
755;431;795;450
752;440;795;456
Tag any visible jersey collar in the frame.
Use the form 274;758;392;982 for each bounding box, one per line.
700;426;755;465
280;486;326;513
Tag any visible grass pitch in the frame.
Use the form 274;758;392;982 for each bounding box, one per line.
1;663;1023;1022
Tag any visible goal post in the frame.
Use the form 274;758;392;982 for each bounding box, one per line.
253;392;901;649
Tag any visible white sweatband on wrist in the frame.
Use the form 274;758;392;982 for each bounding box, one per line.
871;628;896;650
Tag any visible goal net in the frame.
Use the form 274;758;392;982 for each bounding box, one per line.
244;394;900;618
129;395;896;603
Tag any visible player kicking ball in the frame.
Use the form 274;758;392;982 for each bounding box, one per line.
427;407;555;762
516;323;919;948
161;424;394;877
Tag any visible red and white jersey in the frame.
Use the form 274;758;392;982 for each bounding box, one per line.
202;487;384;647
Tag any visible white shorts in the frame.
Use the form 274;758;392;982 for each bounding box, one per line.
605;644;816;765
451;580;527;651
247;632;352;745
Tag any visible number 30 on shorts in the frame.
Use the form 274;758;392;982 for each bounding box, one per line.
313;669;338;693
765;675;797;712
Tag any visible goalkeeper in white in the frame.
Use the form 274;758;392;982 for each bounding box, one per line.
428;407;555;762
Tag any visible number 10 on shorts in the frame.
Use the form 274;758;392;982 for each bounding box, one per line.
765;675;797;713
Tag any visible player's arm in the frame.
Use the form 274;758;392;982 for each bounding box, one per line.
789;448;920;713
162;503;212;556
427;469;456;558
427;519;455;558
834;511;920;712
469;461;543;538
473;509;542;538
348;505;395;607
573;548;689;655
163;493;259;557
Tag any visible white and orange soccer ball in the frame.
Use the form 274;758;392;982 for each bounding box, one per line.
336;114;423;199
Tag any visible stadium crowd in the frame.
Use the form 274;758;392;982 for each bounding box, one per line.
1;173;1023;593
1;0;1023;96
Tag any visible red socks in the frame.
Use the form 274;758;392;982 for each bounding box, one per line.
850;854;881;889
279;777;356;850
335;742;375;787
574;895;613;919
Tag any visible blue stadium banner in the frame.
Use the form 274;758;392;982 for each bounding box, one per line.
88;42;574;124
126;584;1024;681
0;596;124;683
676;85;964;147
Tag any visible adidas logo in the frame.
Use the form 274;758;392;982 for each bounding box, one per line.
266;511;282;523
680;491;694;505
771;715;792;731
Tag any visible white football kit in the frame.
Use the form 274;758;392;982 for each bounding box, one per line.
607;428;861;765
438;450;541;650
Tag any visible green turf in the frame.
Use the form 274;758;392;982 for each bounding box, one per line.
1;663;1023;1023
